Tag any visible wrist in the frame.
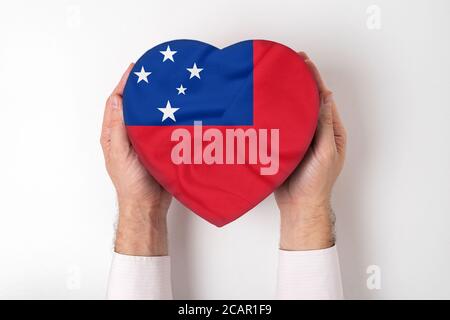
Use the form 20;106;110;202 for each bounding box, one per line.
117;195;167;217
279;202;335;251
115;199;168;256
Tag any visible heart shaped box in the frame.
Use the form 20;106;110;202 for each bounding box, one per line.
123;40;319;227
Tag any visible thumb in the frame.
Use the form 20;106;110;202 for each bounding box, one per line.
108;94;130;154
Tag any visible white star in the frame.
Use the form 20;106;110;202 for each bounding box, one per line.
176;84;187;95
160;45;177;62
187;63;203;79
157;100;180;122
134;66;151;83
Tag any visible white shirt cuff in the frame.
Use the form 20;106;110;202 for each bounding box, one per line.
106;252;173;300
276;245;344;300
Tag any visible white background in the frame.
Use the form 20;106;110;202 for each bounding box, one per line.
0;0;449;299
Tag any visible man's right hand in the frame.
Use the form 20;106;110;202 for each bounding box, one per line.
100;63;172;256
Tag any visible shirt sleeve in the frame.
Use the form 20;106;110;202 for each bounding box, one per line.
106;252;173;300
276;245;344;300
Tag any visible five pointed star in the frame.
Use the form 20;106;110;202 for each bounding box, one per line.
176;84;187;95
134;66;151;83
157;100;180;122
160;45;177;62
187;63;203;79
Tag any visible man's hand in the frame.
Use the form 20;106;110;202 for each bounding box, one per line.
100;63;172;256
275;53;347;251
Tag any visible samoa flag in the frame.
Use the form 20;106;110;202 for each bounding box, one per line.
123;40;319;227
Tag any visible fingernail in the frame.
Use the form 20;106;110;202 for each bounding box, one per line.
111;96;118;109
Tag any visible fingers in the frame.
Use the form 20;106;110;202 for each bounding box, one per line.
315;93;336;149
305;60;332;98
298;52;332;99
108;95;130;154
331;102;347;156
100;63;134;156
315;88;347;157
102;63;133;130
305;53;346;155
299;52;338;151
